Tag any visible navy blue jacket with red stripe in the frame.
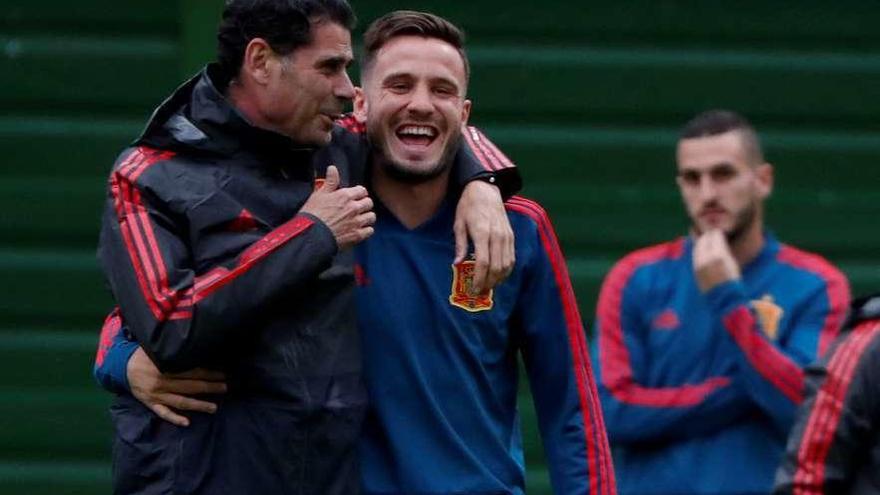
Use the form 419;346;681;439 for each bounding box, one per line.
591;234;850;495
774;293;880;495
355;196;615;495
95;64;519;495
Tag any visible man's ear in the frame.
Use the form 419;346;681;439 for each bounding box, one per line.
460;99;472;126
241;38;276;85
353;86;368;123
755;162;774;199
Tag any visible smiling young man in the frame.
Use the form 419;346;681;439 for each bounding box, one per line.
97;10;615;495
351;16;614;493
93;1;523;494
590;110;850;495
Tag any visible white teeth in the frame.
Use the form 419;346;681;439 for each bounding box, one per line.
397;125;436;137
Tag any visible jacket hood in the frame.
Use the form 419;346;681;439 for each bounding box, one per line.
846;293;880;327
134;63;316;161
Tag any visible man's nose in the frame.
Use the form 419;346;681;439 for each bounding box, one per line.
698;176;718;201
407;85;433;115
335;70;355;100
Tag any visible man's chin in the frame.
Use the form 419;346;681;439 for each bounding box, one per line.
379;156;448;185
288;131;332;148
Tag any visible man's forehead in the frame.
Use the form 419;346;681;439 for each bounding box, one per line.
371;36;465;79
296;21;353;58
676;131;749;168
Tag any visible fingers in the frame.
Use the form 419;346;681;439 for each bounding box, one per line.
150;403;191;427
484;231;505;290
355;226;375;242
160;393;219;414
169;368;226;381
503;225;515;278
357;211;377;228
453;218;467;264
692;229;739;293
470;229;490;295
352;195;373;215
165;378;228;396
323;165;340;191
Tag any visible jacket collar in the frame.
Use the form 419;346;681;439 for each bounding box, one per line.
135;64;315;170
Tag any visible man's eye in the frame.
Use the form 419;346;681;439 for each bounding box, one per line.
680;172;700;185
711;168;736;182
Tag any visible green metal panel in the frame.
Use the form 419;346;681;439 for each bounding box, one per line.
3;1;879;493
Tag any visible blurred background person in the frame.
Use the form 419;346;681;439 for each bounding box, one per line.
590;110;850;495
774;293;880;494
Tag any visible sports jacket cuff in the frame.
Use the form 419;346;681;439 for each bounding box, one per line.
98;338;140;393
296;212;339;257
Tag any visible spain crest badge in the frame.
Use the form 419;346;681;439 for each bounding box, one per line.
751;294;784;340
449;260;494;312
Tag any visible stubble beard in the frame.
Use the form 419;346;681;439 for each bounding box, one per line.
690;199;758;245
370;130;461;185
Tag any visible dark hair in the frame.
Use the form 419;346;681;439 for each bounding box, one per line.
361;10;469;83
680;109;764;164
216;0;356;78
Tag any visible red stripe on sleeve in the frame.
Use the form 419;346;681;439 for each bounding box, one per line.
193;215;315;303
95;307;122;368
506;197;616;495
722;307;804;404
596;238;732;407
110;147;319;324
130;186;191;312
474;127;515;169
111;154;169;320
462;126;501;171
111;147;191;321
468;126;514;170
777;246;850;357
112;147;192;321
792;321;880;495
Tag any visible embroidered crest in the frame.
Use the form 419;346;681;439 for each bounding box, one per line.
449;261;493;312
751;294;784;340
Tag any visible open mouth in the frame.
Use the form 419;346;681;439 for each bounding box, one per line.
395;124;438;147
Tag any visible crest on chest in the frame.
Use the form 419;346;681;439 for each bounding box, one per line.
751;294;784;340
449;260;494;312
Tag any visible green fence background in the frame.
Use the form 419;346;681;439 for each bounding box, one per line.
2;1;879;493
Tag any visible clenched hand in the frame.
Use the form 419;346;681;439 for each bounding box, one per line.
300;165;376;250
693;229;741;293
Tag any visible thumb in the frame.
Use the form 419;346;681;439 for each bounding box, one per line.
322;165;340;191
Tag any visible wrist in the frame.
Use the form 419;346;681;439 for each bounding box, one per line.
704;280;750;316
